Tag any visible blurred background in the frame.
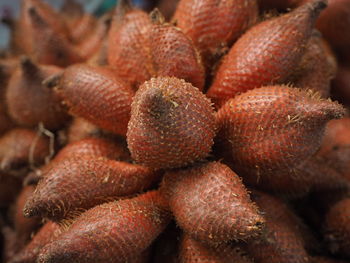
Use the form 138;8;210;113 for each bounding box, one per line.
0;0;160;49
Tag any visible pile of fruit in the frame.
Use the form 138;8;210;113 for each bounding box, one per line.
0;0;350;262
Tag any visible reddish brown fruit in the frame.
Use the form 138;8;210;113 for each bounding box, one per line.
216;86;345;180
161;162;264;244
60;0;84;30
69;14;97;44
25;7;83;66
76;14;111;60
6;57;69;130
180;234;253;263
23;157;161;221
108;3;153;89
16;0;70;55
9;221;62;263
127;77;216;169
173;0;258;68
316;0;350;51
0;129;50;171
36;191;171;263
245;191;310;263
323;197;350;258
149;10;205;91
13;185;41;249
0;174;22;207
292;32;337;98
315;118;350;181
50;64;134;136
207;0;327;106
67;117;101;143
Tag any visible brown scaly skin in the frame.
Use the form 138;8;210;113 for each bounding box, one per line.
173;0;258;69
6;57;70;130
51;64;134;136
292;32;337;98
36;191;171;263
13;185;41;251
244;191;311;263
0;128;50;172
216;85;345;183
127;77;216;169
23;157;162;221
179;234;253;263
207;0;327;106
66;118;102;143
323;197;350;258
161;162;264;244
9;221;62;263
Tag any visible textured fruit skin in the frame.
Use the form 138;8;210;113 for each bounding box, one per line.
149;20;205;91
67;117;101;143
76;14;111;60
36;191;171;263
215;85;345;180
207;0;327;106
54;137;130;162
161;162;264;244
316;0;350;52
292;32;337;98
55;64;134;136
245;191;310;263
127;77;216;169
6;57;69;130
173;0;258;68
179;234;253;263
108;7;153;89
0;129;50;171
23;157;161;221
324;197;350;258
9;221;62;263
13;185;41;250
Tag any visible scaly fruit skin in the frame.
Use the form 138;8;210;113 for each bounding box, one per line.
245;191;310;263
55;64;134;136
324;197;350;258
161;162;264;244
67;118;101;143
13;185;41;250
216;85;345;179
108;7;153;89
9;221;62;263
207;0;327;106
149;20;205;91
0;128;50;171
173;0;258;68
127;77;216;169
6;57;69;130
292;32;337;98
23;157;161;221
180;234;253;263
36;191;171;263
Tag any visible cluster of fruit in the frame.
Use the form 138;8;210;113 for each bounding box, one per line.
0;0;350;262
